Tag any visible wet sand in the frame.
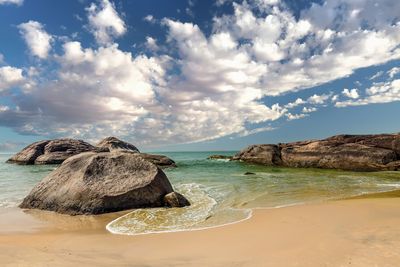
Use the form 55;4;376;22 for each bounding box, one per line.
1;196;400;267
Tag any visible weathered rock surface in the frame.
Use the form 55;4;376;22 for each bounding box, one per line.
7;137;176;168
233;134;400;171
138;153;177;168
19;151;180;215
7;139;97;165
164;192;191;208
207;155;233;160
96;136;140;152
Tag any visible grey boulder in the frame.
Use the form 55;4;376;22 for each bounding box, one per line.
7;139;96;165
19;151;185;215
96;136;140;152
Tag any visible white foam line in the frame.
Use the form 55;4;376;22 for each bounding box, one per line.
106;208;253;236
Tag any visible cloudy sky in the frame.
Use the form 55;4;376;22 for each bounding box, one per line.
0;0;399;151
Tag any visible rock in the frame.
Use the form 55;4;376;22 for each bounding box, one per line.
96;136;139;152
7;139;96;165
19;151;176;215
232;144;282;165
138;153;177;168
244;172;256;175
164;192;191;208
207;155;232;160
233;133;400;171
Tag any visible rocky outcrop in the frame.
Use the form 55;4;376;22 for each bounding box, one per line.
233;134;400;171
19;151;189;215
96;136;139;152
7;137;176;168
7;139;97;165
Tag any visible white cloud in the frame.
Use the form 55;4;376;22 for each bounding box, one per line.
86;0;126;45
144;14;155;23
302;106;317;113
286;113;308;121
18;21;53;59
342;88;359;99
285;98;305;108
388;67;400;78
369;71;383;80
0;66;25;91
336;79;400;107
0;0;23;5
307;93;331;104
145;36;159;51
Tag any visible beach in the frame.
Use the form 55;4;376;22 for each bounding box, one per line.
1;195;399;267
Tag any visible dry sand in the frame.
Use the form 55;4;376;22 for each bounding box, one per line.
1;196;399;267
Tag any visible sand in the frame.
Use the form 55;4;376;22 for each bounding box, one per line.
1;197;400;267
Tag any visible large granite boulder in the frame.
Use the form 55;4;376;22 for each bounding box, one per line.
96;136;139;152
233;133;400;171
7;139;97;165
19;151;189;215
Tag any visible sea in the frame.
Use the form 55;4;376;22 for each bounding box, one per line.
1;151;400;235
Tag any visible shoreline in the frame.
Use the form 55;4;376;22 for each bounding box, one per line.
1;192;400;266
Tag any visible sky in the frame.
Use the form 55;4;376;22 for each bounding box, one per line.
0;0;399;152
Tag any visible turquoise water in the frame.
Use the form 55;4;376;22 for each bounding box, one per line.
1;152;400;235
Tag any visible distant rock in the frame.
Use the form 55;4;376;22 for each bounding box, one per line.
164;192;191;208
139;153;177;168
96;136;139;152
233;134;400;172
19;151;185;215
207;155;232;160
7;137;176;168
7;139;97;165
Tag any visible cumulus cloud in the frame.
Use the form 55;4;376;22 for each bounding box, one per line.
336;79;400;107
18;21;53;59
145;36;159;51
342;88;359;99
0;0;23;5
1;0;400;146
0;66;25;91
86;0;126;45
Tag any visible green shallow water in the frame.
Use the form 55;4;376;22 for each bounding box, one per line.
1;152;400;235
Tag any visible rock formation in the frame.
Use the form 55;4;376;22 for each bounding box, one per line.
7;139;97;165
7;137;176;168
19;151;189;215
233;134;400;171
96;136;139;152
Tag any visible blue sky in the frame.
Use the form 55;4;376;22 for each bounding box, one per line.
0;0;399;152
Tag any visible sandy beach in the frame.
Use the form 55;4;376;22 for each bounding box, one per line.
1;195;399;267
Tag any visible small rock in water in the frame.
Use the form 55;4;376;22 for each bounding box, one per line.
164;192;191;208
244;172;256;175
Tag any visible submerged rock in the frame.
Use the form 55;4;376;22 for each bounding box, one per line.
19;151;178;215
96;136;140;152
164;192;191;208
7;139;96;165
233;133;400;172
244;172;256;175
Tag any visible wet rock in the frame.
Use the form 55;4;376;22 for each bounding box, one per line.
164;192;191;208
244;172;256;175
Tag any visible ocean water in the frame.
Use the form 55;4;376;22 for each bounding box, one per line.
1;152;400;235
